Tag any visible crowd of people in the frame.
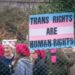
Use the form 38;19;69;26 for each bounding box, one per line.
0;43;48;75
0;43;74;75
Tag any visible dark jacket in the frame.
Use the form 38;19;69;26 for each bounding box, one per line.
0;56;14;66
0;56;14;73
33;57;48;75
0;61;11;75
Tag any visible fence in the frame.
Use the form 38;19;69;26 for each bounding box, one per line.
0;47;75;75
0;0;75;75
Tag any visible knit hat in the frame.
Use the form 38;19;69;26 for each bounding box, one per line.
50;48;56;53
2;39;17;49
16;43;30;57
0;44;4;57
35;50;46;59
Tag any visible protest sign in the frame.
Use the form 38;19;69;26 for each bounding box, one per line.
29;12;74;50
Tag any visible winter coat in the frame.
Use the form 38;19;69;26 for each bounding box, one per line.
0;56;14;73
0;56;14;66
12;58;33;75
33;57;48;75
0;61;11;75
